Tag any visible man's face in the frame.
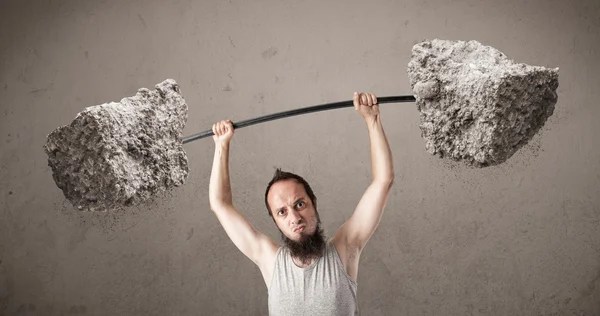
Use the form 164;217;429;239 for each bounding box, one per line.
267;179;319;241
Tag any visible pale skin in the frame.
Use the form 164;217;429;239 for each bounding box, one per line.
208;92;394;287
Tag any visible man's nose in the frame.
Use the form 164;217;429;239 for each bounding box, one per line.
289;209;301;224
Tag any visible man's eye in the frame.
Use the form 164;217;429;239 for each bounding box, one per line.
297;201;305;208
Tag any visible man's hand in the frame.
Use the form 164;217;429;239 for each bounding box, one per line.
353;92;379;121
212;120;234;145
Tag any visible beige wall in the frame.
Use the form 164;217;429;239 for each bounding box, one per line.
1;0;599;315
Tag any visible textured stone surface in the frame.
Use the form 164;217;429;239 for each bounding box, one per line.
44;79;189;211
407;39;559;167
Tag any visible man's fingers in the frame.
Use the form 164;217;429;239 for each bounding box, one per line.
358;93;378;106
213;120;236;137
353;92;379;118
355;92;376;108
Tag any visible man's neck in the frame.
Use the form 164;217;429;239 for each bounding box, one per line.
292;256;316;268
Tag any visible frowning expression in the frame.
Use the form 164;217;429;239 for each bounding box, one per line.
267;179;319;241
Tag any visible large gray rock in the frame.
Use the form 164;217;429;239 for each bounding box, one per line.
407;39;559;167
44;79;189;211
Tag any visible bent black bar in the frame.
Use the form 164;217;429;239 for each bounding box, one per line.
182;95;416;144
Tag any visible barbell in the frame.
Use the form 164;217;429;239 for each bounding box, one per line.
43;39;559;211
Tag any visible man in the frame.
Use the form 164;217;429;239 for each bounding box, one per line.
209;92;394;315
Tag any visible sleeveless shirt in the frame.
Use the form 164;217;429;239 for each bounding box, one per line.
267;238;359;315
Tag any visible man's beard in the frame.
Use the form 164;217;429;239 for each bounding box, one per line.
281;223;326;266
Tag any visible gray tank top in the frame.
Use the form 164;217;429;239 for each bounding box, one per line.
267;238;359;315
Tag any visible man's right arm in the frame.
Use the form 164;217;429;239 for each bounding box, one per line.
208;120;277;268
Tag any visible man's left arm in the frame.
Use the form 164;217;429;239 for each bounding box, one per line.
334;92;395;253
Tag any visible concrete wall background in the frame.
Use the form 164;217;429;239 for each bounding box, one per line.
1;0;599;315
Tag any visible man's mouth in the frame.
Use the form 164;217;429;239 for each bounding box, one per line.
293;225;305;233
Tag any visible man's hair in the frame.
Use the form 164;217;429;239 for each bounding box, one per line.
264;168;317;218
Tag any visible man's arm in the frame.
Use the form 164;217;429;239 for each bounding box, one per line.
334;92;395;253
209;120;277;268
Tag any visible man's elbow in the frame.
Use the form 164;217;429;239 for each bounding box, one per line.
209;198;231;213
375;172;395;190
386;172;395;190
209;200;218;213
